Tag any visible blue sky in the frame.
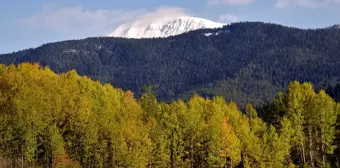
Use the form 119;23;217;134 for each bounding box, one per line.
1;0;340;54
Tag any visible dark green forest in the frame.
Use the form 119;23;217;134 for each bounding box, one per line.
0;63;339;168
1;22;340;106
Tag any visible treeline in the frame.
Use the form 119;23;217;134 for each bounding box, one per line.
2;22;340;106
0;64;339;168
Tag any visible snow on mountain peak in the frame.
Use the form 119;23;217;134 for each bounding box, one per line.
107;16;227;38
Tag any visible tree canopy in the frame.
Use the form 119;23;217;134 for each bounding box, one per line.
0;63;339;168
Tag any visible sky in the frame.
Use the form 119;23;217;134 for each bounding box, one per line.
1;0;340;54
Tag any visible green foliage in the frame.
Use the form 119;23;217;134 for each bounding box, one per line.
261;81;339;167
0;64;339;168
0;64;150;168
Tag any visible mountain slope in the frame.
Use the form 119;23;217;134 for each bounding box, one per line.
107;16;226;38
1;22;340;106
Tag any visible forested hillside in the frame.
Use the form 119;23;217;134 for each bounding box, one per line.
0;64;339;168
1;22;340;106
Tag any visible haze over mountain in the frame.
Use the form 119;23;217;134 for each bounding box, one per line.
107;16;226;38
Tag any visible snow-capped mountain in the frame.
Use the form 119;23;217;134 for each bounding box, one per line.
107;16;227;38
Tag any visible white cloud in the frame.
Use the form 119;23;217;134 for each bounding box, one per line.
130;6;190;26
208;0;254;6
276;0;340;8
17;3;145;35
218;14;238;23
17;4;191;37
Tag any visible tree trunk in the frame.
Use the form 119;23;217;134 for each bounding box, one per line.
241;153;246;168
190;137;194;168
308;126;314;168
299;147;303;164
170;131;175;168
303;146;306;164
301;145;306;164
224;157;232;168
322;137;326;168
